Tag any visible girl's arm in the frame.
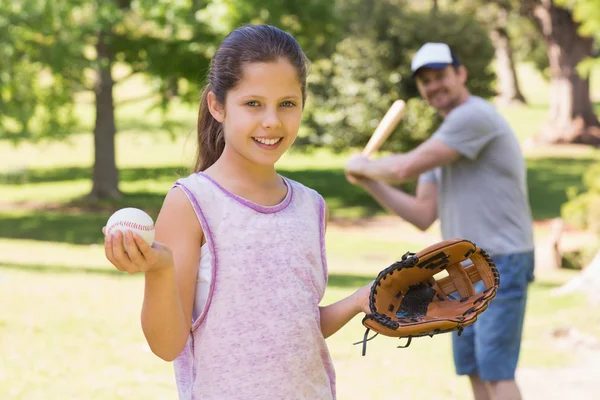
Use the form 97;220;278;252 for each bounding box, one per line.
319;283;371;338
105;187;202;361
141;188;203;361
318;202;372;338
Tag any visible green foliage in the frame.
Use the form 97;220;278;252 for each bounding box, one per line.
0;0;340;142
562;246;598;270
555;0;600;78
508;16;549;78
304;4;496;151
556;0;600;37
0;1;80;141
562;162;600;234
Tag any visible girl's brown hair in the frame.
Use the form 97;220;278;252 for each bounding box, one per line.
194;25;310;172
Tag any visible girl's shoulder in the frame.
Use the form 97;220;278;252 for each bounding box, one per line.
282;175;324;200
281;176;326;218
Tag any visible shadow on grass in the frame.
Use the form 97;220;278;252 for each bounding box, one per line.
0;263;373;289
2;155;597;244
1;168;387;244
0;165;189;185
327;273;373;288
0;212;112;245
0;190;170;244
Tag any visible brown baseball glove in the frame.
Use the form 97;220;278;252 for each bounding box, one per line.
355;238;499;355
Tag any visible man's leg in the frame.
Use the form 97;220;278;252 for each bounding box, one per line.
452;324;489;399
469;374;491;400
489;380;522;400
475;251;534;400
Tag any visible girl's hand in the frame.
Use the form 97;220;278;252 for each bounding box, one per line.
354;280;374;315
103;228;174;275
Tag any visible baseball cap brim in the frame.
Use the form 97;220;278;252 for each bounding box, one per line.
413;62;450;73
411;42;459;77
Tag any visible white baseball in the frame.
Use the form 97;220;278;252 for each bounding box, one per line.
106;208;155;252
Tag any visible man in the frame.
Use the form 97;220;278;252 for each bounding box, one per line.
345;42;535;400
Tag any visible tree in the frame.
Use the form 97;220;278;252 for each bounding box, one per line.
1;0;340;200
486;3;527;105
556;0;600;86
521;0;600;145
305;2;496;152
0;1;79;143
455;0;527;105
555;162;600;302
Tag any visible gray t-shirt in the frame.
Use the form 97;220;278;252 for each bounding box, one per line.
419;96;534;255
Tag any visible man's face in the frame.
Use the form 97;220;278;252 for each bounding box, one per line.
415;65;467;114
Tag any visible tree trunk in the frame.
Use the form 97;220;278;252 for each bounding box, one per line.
89;30;121;200
533;1;600;145
490;22;527;106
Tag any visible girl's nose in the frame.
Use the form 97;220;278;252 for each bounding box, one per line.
262;109;282;129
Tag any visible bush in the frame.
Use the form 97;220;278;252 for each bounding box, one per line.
303;4;496;152
562;162;600;235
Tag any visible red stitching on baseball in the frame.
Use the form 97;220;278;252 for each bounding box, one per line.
107;220;154;235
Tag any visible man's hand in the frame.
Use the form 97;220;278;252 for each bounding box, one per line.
345;153;370;176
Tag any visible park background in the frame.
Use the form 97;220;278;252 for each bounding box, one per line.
1;0;600;399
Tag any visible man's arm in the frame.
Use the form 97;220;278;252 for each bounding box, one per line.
360;179;438;231
346;138;460;183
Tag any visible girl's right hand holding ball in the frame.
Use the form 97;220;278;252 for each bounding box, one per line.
103;228;174;275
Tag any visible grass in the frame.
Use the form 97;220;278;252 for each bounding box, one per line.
1;61;600;398
0;235;595;399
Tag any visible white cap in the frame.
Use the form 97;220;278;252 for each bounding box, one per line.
411;42;458;75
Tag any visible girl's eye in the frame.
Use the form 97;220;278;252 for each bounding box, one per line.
281;101;295;108
246;101;259;107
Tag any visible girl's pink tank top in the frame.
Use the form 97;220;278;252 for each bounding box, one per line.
172;173;336;399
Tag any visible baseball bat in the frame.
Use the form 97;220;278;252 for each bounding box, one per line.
362;100;406;157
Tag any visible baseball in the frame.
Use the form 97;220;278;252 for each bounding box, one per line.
106;208;155;251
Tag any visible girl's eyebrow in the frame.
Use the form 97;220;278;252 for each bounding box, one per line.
240;94;301;100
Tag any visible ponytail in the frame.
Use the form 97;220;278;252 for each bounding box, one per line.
193;85;225;172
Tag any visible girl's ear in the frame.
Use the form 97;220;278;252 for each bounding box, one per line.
207;91;225;123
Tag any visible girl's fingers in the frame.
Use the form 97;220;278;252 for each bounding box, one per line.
133;233;154;260
104;230;156;274
112;231;134;270
125;231;146;267
105;232;125;271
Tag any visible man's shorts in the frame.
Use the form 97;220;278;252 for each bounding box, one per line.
452;250;535;381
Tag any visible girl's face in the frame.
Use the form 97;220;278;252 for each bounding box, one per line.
209;58;303;168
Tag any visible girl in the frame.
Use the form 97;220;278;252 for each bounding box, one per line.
104;24;371;399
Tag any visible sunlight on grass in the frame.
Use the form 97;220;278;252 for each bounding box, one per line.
0;131;197;171
1;258;592;399
0;268;176;400
1;180;92;203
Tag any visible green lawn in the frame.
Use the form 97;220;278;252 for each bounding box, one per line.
1;143;598;398
2;62;600;399
0;233;594;399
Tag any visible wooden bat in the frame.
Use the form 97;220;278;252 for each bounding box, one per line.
362;100;406;157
